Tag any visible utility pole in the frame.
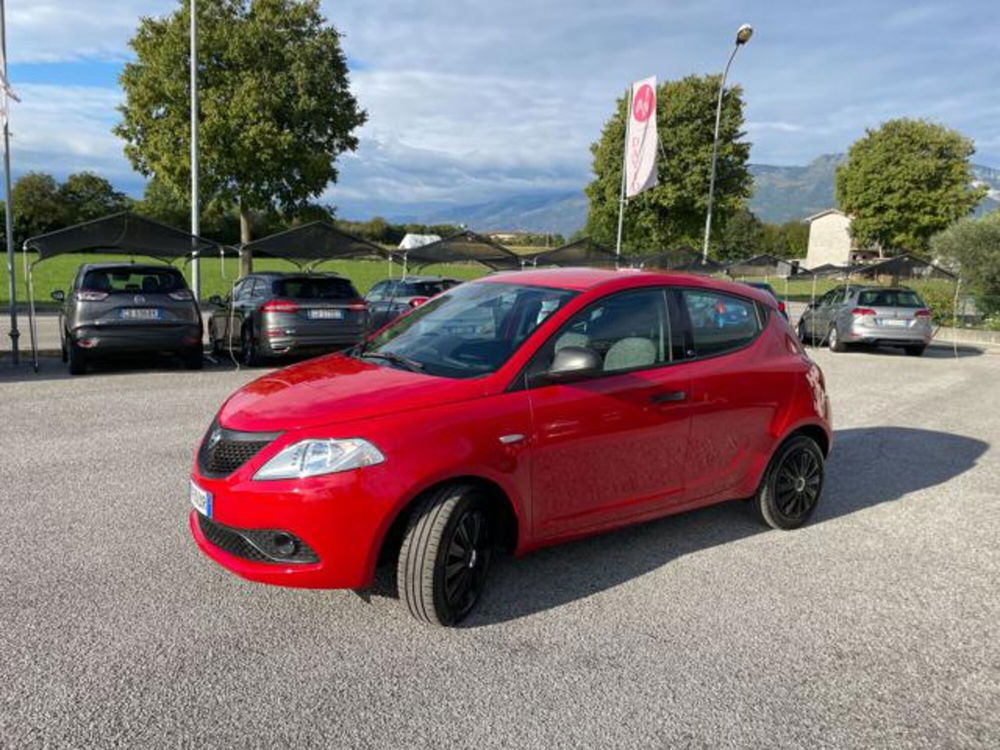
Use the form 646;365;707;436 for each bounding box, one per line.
1;0;18;364
190;0;200;300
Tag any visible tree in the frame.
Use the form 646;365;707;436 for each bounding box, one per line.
585;74;752;255
835;118;987;254
58;172;132;223
12;173;67;245
930;212;1000;315
115;0;366;274
718;207;763;260
760;220;809;260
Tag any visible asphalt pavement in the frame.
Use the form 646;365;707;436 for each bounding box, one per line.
1;344;998;748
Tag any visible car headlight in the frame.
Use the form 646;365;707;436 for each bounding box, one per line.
253;439;385;480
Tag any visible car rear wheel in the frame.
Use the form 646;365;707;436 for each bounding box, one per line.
754;434;825;530
67;337;87;375
241;325;261;367
904;345;926;357
397;483;494;626
182;347;204;370
828;325;846;352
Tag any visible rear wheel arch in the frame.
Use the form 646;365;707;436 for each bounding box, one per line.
788;423;830;457
374;475;521;571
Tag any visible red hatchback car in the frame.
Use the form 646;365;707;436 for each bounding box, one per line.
189;269;831;625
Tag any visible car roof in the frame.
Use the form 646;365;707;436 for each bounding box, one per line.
253;271;347;279
80;262;179;273
389;275;457;283
478;267;776;306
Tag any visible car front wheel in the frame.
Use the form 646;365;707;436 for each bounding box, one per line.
754;434;825;530
397;483;494;626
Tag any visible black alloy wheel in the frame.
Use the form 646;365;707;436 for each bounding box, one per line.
241;325;260;367
754;435;825;530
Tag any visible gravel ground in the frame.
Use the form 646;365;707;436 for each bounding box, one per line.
1;344;998;748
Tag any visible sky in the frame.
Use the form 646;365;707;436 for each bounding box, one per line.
5;0;999;219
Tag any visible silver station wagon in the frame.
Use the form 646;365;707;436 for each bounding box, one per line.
798;285;933;356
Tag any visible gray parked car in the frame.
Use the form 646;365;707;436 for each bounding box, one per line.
53;262;203;375
798;285;933;356
207;272;367;365
365;275;460;331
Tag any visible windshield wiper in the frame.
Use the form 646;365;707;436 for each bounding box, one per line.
360;351;425;373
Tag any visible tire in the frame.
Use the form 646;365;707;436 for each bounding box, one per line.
828;325;846;352
182;347;204;370
797;319;812;346
754;435;825;530
904;345;926;357
67;338;87;375
210;333;224;357
241;325;261;367
397;483;494;626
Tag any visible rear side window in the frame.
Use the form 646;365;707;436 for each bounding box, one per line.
400;281;448;297
81;268;186;294
857;289;924;308
681;290;761;357
272;277;359;300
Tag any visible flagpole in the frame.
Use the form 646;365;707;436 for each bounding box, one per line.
615;86;632;259
1;0;18;365
190;0;201;301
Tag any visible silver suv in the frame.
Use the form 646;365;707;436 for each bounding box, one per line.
53;263;203;375
798;285;932;356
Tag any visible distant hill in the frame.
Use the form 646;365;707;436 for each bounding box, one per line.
393;154;1000;235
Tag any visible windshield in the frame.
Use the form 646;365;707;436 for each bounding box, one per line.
358;281;577;378
399;281;453;297
857;289;924;308
81;267;186;294
273;277;359;300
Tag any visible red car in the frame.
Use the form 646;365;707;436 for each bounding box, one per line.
189;268;831;626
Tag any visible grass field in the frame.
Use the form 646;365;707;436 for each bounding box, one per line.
0;251;959;324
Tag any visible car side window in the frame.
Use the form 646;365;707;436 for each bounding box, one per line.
367;281;387;302
233;278;253;303
529;288;674;378
681;289;760;358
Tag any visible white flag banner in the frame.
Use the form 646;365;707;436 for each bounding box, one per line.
0;44;19;128
624;76;657;198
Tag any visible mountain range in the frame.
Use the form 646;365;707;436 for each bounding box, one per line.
380;154;1000;237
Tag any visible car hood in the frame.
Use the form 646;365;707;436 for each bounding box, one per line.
217;353;484;433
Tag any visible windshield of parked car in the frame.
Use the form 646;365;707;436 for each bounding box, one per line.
357;281;577;378
857;289;924;308
81;267;187;294
272;277;359;300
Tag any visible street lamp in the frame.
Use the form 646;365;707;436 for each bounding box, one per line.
701;24;753;264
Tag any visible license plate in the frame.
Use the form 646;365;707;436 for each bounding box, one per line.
121;308;162;320
308;309;344;320
880;319;907;327
189;480;212;517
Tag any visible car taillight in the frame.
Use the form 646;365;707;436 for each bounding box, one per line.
409;296;430;308
77;290;109;301
261;299;299;313
851;307;877;317
169;289;194;301
347;302;367;311
915;309;931;319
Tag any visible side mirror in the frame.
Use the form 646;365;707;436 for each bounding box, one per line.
208;295;224;307
51;289;65;303
544;346;603;383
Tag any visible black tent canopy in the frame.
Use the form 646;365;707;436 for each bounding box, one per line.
402;230;520;270
524;238;618;268
637;247;723;273
24;211;220;261
239;221;390;265
847;253;956;281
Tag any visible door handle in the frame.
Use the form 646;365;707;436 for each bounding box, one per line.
650;390;687;404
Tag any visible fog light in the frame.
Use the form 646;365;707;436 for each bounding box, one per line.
272;533;297;557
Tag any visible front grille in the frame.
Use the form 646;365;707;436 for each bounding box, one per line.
197;421;281;478
197;513;319;564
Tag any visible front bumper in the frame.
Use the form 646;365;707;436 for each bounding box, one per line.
71;323;202;353
188;466;399;590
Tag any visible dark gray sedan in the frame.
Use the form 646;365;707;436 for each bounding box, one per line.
207;272;367;365
365;275;460;331
53;262;203;375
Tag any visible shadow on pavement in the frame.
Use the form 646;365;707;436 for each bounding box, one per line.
369;426;987;626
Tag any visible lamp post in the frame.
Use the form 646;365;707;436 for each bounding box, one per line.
190;0;200;300
701;23;753;264
1;0;18;364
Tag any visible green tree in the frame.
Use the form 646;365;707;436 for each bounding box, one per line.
12;173;68;246
930;212;1000;315
835;118;987;254
760;220;809;260
115;0;366;274
58;172;132;223
718;207;763;260
585;74;752;256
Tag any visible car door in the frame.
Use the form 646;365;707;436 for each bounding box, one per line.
218;278;248;347
814;287;846;337
524;287;693;539
677;288;791;503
